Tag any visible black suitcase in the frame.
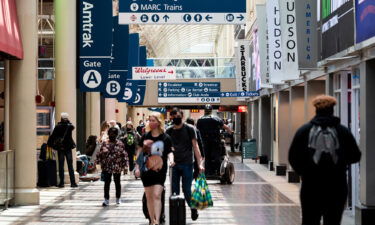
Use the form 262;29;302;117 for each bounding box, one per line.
142;189;166;224
37;160;57;187
169;194;186;225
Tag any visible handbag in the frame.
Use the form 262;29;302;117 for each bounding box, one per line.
191;173;214;210
52;126;69;150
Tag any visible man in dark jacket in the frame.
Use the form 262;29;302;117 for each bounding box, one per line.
289;95;361;225
48;112;77;188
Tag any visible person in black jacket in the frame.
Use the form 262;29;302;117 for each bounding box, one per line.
48;112;77;188
185;117;205;180
289;95;361;225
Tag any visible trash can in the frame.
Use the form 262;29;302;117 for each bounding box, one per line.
241;139;257;163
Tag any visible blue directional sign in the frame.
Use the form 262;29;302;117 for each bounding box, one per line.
220;91;260;98
118;33;140;103
119;0;246;25
128;46;147;106
158;82;221;103
79;0;112;92
103;17;129;98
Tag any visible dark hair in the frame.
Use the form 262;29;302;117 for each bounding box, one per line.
186;117;195;126
107;127;119;135
170;107;183;116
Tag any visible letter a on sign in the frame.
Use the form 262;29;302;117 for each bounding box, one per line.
83;70;102;88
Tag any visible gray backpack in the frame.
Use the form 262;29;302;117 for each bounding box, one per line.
308;125;340;165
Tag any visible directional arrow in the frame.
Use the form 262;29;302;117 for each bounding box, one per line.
237;14;244;21
205;15;212;21
163;15;170;22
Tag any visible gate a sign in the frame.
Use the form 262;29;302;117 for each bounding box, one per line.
79;0;112;92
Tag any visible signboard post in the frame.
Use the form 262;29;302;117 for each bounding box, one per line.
158;82;221;104
79;0;112;92
119;0;246;25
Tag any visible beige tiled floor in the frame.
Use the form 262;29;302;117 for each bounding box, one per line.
0;156;355;225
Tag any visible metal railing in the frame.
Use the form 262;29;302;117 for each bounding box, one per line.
0;150;14;209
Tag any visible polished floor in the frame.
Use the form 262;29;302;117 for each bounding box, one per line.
0;156;355;225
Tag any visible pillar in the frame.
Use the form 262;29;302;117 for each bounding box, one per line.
55;0;78;184
116;102;127;127
86;92;101;138
287;86;304;182
356;59;375;225
275;91;289;175
259;96;271;162
305;80;325;122
105;98;116;122
9;0;39;205
325;73;334;96
246;101;252;140
252;100;259;154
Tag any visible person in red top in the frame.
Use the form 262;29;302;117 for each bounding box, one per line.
96;127;128;206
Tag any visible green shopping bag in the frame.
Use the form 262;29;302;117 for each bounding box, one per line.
191;173;213;210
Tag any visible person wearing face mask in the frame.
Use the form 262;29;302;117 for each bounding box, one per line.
166;107;204;221
96;127;128;206
121;121;140;172
135;112;174;225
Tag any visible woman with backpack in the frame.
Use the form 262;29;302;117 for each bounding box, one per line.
134;112;174;225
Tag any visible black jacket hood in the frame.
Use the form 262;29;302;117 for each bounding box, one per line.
311;115;340;127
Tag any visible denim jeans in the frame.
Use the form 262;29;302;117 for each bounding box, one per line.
57;148;76;185
79;155;89;175
171;163;193;207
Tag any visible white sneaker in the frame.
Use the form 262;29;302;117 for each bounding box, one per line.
102;199;109;207
116;198;121;204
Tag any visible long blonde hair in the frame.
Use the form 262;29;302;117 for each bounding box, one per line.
146;112;165;134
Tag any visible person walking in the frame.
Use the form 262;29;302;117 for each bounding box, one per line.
96;127;128;206
166;108;204;221
185;117;205;180
135;112;174;225
99;121;110;143
289;95;361;225
121;121;140;172
196;104;232;176
47;112;78;188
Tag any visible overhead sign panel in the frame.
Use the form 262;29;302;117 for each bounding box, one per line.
103;17;129;98
158;82;221;103
119;0;246;24
79;0;112;92
132;67;176;80
220;91;260;98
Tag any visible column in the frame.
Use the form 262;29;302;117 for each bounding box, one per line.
105;98;116;122
356;59;375;224
9;0;39;205
116;102;127;126
304;80;325;122
246;101;252;140
252;100;259;155
287;86;304;182
55;0;78;184
275;91;289;176
86;92;101;138
259;96;271;164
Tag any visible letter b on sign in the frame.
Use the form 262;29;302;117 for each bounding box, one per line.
106;81;120;96
83;70;102;88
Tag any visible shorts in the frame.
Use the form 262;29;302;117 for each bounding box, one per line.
141;170;167;187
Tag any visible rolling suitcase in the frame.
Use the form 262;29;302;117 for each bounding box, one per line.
37;160;57;187
169;194;186;225
169;165;186;225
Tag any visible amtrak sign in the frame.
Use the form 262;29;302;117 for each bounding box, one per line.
79;0;112;92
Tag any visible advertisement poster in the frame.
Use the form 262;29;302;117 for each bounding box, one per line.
356;0;375;43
